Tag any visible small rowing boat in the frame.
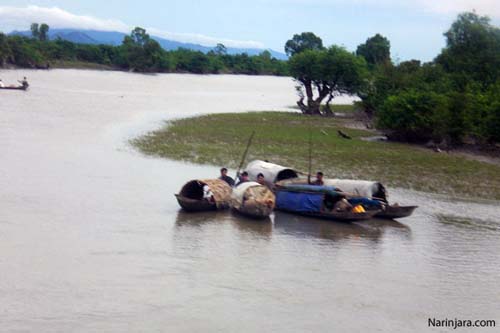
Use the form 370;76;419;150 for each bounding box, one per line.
0;85;27;91
175;179;232;212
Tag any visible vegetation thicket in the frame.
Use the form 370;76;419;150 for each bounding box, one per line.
286;12;500;146
0;24;288;76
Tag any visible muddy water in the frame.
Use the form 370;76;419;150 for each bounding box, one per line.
1;69;499;332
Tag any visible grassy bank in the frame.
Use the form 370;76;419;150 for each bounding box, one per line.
132;111;500;200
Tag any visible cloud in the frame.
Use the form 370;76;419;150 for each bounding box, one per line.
0;5;265;48
414;0;500;17
0;5;129;32
275;0;500;17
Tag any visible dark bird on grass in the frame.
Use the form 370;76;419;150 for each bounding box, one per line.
337;130;352;140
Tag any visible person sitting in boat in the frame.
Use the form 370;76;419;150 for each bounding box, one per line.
235;171;249;187
256;173;266;186
308;171;324;186
202;185;215;203
18;77;29;89
219;167;235;186
0;79;4;88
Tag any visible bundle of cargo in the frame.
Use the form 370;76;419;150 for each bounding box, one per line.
230;182;275;219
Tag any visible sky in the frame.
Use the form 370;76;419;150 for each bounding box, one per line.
0;0;499;61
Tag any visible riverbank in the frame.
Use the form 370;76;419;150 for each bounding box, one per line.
132;111;500;200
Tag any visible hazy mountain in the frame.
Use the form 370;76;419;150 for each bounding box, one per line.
10;29;288;60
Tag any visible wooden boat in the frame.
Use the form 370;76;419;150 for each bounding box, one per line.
246;160;418;219
0;85;27;91
175;179;232;212
275;184;380;222
231;181;275;219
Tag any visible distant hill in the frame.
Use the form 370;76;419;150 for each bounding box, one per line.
10;29;288;60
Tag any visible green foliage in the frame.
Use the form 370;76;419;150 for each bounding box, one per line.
0;26;287;76
377;90;449;142
39;24;49;41
0;33;11;64
436;12;500;87
30;23;39;39
356;33;391;67
289;45;368;115
358;12;500;145
284;32;324;56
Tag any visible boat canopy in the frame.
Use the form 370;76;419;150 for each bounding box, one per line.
276;185;345;213
231;181;275;210
245;160;299;187
179;179;232;208
323;179;387;202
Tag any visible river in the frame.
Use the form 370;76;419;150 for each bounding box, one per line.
1;69;499;332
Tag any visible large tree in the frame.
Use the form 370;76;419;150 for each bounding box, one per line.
289;45;368;115
121;27;164;71
39;23;49;41
356;33;391;66
436;12;500;87
284;32;324;57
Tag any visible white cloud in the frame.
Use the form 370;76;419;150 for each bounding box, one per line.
276;0;500;17
414;0;500;17
0;5;265;48
0;5;129;32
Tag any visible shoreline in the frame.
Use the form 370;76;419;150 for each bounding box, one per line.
131;111;500;201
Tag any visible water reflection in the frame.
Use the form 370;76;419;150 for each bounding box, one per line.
174;209;272;239
273;211;411;243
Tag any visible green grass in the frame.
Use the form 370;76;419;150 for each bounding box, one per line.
290;104;359;113
132;111;500;200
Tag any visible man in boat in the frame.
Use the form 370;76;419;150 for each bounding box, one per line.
18;77;29;89
256;173;266;185
202;184;215;203
235;171;249;187
219;167;235;186
308;171;324;186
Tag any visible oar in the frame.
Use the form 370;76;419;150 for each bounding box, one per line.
235;131;255;180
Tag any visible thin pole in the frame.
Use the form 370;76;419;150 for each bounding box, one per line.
235;131;255;180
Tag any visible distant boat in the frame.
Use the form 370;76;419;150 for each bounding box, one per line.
275;184;380;222
175;179;232;212
230;181;275;219
0;85;28;91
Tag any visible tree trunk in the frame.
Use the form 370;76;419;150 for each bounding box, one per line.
323;93;335;117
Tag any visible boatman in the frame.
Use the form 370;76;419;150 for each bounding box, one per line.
235;171;249;187
18;77;28;89
309;171;324;186
219;167;235;186
256;173;266;186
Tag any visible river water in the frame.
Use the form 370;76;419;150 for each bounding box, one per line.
1;69;499;332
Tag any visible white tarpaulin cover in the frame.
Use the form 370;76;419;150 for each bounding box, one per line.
323;179;387;201
245;160;298;187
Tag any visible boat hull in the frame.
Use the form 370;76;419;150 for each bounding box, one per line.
375;205;418;219
0;86;27;91
232;205;274;220
276;208;380;222
175;194;221;212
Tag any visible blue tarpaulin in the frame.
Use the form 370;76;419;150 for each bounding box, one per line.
276;190;324;213
348;197;383;209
